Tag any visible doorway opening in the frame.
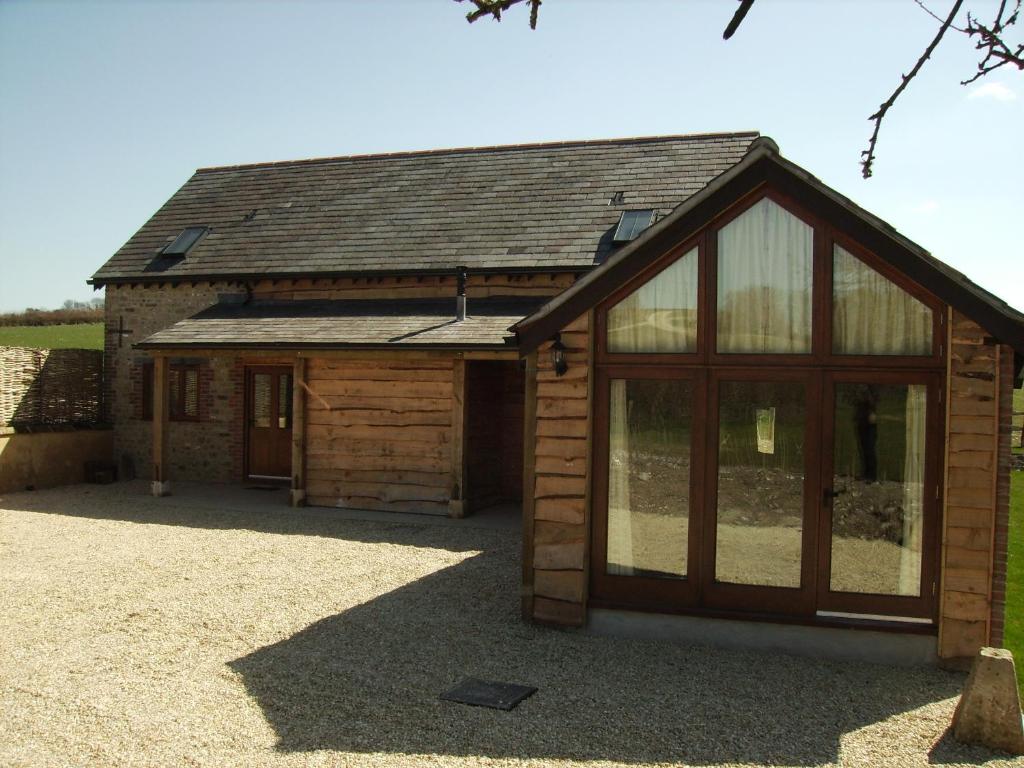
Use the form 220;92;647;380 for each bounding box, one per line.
463;360;525;515
246;366;293;482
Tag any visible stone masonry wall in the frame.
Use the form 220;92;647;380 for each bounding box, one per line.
990;342;1015;648
105;283;243;483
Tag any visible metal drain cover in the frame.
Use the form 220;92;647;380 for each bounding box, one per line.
440;677;537;711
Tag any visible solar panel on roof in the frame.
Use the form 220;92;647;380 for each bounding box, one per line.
612;210;654;244
162;227;207;257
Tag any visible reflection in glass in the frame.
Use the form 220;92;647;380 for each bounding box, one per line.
607;379;692;578
717;198;813;353
832;245;933;355
278;374;292;429
607;248;698;352
253;374;272;429
183;369;199;418
715;381;805;587
168;367;199;420
830;383;926;596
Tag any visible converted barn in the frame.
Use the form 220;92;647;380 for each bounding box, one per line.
91;133;1023;662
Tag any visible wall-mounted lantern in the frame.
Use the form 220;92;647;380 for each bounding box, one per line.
550;333;568;377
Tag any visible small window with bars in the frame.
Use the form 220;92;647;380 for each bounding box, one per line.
142;363;201;421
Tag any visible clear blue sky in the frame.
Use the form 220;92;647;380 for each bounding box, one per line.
0;0;1020;313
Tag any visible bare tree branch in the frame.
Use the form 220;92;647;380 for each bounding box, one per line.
914;0;966;31
962;0;1024;84
454;0;1020;178
723;0;757;40
454;0;542;29
861;0;963;179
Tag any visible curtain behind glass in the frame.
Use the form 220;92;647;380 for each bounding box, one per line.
717;198;813;353
606;379;691;579
607;380;634;575
898;385;927;595
607;248;698;353
833;245;933;355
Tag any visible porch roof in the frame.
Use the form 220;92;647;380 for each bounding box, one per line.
135;297;542;350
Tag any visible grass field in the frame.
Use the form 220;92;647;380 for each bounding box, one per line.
0;323;104;350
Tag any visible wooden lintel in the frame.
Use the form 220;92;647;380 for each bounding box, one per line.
137;347;517;361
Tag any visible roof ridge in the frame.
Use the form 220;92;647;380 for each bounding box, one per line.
194;131;761;174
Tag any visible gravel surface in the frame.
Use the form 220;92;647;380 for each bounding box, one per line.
1;483;1018;768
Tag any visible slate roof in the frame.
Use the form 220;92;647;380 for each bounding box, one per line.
136;297;543;350
91;133;758;285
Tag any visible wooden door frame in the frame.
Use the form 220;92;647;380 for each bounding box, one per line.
589;365;707;610
699;367;823;617
584;182;950;626
244;364;294;481
815;369;944;621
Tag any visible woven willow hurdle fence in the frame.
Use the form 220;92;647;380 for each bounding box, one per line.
0;346;103;428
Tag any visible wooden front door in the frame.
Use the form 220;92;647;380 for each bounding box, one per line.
247;366;293;480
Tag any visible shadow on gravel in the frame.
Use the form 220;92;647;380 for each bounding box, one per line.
228;547;986;767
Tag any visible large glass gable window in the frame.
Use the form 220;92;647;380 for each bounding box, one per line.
607;247;698;353
717;198;813;354
832;245;933;355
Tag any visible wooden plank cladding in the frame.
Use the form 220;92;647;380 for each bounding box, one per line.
938;311;1013;659
304;358;455;515
528;312;591;627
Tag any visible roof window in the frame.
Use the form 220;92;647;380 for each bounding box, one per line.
612;210;654;244
161;226;208;257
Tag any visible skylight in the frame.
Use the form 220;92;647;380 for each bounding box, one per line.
612;210;654;244
161;227;207;257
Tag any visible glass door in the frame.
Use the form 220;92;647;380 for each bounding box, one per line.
817;372;941;620
701;370;820;615
246;366;294;480
590;367;705;608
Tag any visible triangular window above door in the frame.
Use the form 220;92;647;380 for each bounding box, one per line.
607;247;698;353
832;245;933;355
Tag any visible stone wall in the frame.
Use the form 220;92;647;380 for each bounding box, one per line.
938;311;1014;658
0;428;114;494
990;341;1015;648
525;312;591;626
105;284;243;483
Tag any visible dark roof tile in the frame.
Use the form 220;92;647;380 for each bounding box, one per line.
92;133;757;283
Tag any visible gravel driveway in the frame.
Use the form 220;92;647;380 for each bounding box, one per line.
0;482;1016;768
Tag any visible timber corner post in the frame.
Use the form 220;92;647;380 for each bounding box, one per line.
151;355;171;497
521;350;539;620
448;357;468;519
290;357;307;508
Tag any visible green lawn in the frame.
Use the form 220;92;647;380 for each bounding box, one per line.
1009;469;1023;693
0;323;104;350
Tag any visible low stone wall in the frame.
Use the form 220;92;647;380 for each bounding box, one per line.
0;428;113;494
